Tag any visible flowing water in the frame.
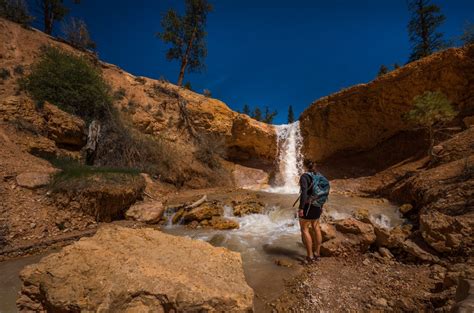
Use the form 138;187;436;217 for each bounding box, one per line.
0;121;405;312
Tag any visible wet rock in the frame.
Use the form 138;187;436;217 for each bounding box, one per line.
16;172;51;189
274;258;294;268
125;201;164;224
352;208;370;223
17;225;254;312
182;202;223;223
399;203;413;215
210;217;239;230
233;201;265;217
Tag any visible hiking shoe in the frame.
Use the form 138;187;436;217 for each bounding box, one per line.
302;256;315;265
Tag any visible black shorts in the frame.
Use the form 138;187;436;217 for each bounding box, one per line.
299;204;322;220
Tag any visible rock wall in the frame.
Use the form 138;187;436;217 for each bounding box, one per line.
300;45;474;176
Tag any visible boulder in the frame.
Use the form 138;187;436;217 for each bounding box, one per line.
334;218;376;245
321;219;376;256
232;164;269;189
378;247;394;259
182;202;223;223
374;224;411;249
233;201;265;217
16;171;51;189
420;211;473;254
125;201;164;224
210;217;239;230
17;225;254;312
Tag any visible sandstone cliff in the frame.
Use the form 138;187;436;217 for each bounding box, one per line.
300;45;474;177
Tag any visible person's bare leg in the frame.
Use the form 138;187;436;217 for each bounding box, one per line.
311;220;322;257
299;219;313;259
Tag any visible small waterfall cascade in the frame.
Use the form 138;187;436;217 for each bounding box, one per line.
266;121;304;194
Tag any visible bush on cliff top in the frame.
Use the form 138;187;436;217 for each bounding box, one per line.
21;46;112;121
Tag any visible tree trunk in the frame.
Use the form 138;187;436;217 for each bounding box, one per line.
44;5;54;35
176;27;197;87
428;127;435;158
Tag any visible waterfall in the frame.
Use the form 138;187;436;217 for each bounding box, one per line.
266;121;304;194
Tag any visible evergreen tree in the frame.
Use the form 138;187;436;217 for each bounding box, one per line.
156;0;212;87
0;0;33;26
393;63;401;70
252;107;262;121
262;106;277;124
62;17;95;50
377;64;389;77
407;0;446;62
36;0;80;35
242;104;250;115
184;81;192;90
287;105;295;123
460;22;474;46
404;91;456;157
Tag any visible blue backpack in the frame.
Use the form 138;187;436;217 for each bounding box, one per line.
307;172;330;207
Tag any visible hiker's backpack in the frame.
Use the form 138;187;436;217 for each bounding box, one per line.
307;172;330;207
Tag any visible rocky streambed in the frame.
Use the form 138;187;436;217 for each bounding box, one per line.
0;189;411;312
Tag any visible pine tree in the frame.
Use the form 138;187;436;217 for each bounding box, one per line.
407;0;446;62
287;105;295;123
252;107;262;121
377;65;389;77
393;63;401;70
262;106;277;124
156;0;212;87
62;17;95;50
36;0;80;35
0;0;33;26
242;104;250;115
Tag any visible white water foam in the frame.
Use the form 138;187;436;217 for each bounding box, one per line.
265;121;304;194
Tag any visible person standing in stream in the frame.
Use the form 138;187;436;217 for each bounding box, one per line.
298;161;330;263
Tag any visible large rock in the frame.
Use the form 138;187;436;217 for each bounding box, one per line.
125;200;164;224
453;279;474;313
420;211;473;254
17;225;254;312
42;102;86;147
232;164;269;189
16;171;52;189
182;202;223;223
321;218;376;256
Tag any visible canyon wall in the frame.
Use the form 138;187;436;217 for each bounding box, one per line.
300;45;474;177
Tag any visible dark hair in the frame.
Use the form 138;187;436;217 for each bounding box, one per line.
304;160;317;172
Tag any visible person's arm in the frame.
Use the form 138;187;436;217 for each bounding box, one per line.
299;174;308;211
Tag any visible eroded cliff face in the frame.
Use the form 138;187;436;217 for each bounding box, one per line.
300;45;474;176
0;17;276;183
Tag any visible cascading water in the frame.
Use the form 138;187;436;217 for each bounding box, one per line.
266;121;304;194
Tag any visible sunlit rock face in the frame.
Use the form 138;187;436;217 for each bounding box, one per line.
300;45;474;176
17;225;254;312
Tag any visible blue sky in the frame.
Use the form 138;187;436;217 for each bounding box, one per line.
28;0;473;124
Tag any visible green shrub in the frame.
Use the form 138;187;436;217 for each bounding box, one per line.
0;68;10;80
21;46;112;121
